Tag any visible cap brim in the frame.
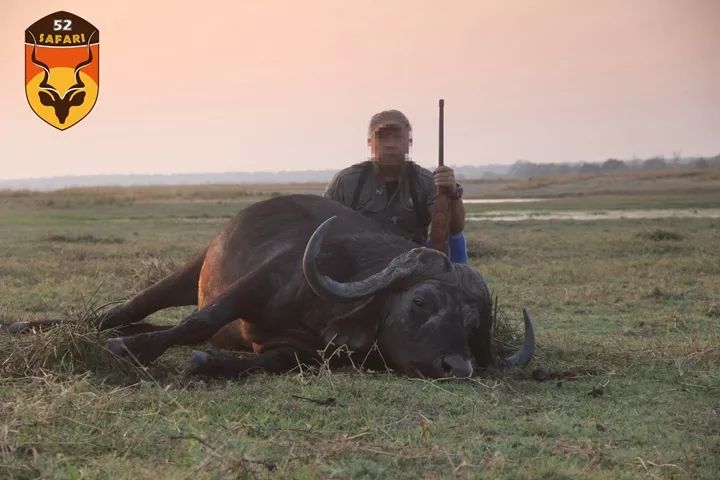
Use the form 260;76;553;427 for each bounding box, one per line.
368;121;406;135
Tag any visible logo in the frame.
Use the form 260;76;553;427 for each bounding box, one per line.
25;11;99;130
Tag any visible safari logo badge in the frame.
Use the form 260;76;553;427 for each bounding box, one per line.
25;11;99;130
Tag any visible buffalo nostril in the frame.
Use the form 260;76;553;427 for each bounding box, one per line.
441;355;474;378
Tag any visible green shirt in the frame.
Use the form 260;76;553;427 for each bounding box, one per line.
324;161;436;244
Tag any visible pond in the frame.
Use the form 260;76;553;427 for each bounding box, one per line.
463;198;544;204
466;208;720;222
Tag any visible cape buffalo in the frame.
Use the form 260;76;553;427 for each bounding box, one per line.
102;194;534;378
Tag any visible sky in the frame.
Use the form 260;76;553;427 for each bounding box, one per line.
1;0;718;180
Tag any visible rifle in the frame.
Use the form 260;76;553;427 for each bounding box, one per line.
430;99;450;254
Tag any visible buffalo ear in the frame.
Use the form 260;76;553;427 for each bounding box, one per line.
455;264;496;368
38;91;54;106
321;297;381;353
68;91;86;106
469;321;495;368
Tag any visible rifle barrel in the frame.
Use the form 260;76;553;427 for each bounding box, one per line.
438;99;444;167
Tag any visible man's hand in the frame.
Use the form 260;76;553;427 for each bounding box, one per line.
433;165;457;194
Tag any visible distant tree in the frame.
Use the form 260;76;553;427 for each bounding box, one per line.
601;158;627;171
672;151;683;165
509;160;534;177
691;158;709;169
552;163;575;176
627;156;642;168
642;157;667;170
579;163;600;174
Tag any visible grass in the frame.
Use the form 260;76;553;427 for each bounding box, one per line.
1;170;719;479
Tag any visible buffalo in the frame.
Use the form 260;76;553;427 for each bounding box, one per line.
101;194;534;378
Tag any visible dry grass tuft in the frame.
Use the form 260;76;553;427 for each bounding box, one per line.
491;296;527;358
466;238;506;259
646;286;666;300
131;256;178;290
0;308;146;381
636;228;684;242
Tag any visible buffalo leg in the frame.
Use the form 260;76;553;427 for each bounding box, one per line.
2;320;173;337
188;347;316;378
107;262;276;364
98;250;206;330
115;322;175;336
1;319;64;334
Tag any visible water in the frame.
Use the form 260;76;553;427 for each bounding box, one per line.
463;198;543;204
466;208;720;222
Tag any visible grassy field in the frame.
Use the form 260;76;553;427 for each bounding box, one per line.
1;169;719;479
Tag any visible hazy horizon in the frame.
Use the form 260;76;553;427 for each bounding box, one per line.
1;0;718;180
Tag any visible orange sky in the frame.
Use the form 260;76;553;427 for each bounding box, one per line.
1;0;718;179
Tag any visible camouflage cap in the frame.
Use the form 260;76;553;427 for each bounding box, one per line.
368;109;412;137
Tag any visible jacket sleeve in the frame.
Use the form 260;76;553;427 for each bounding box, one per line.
417;167;436;211
323;171;345;204
425;180;436;209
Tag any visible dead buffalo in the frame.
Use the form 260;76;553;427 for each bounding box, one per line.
102;194;534;378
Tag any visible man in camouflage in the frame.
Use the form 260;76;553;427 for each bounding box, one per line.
324;109;466;254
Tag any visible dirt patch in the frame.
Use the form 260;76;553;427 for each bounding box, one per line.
635;228;684;241
466;238;507;259
45;234;125;245
705;303;720;318
644;287;686;303
532;366;602;382
624;320;657;338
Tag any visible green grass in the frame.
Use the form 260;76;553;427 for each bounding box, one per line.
1;176;719;479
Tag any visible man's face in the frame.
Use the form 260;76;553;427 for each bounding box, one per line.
369;124;410;166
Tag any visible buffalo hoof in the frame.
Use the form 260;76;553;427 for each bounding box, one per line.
5;322;31;334
322;319;376;353
107;335;165;364
190;350;212;369
189;350;257;378
2;320;64;334
95;303;135;331
189;350;229;376
107;337;129;357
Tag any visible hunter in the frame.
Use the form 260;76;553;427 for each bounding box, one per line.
324;109;468;263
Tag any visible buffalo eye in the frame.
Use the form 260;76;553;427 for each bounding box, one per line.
412;297;425;308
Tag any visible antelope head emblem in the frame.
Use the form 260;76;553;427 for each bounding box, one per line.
29;31;95;125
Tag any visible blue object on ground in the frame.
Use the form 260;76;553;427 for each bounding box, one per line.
424;232;468;264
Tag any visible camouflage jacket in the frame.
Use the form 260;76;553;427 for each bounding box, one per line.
324;161;436;244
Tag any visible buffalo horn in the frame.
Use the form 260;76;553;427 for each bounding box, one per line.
302;216;453;302
499;309;535;367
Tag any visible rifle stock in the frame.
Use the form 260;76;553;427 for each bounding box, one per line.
430;99;450;253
